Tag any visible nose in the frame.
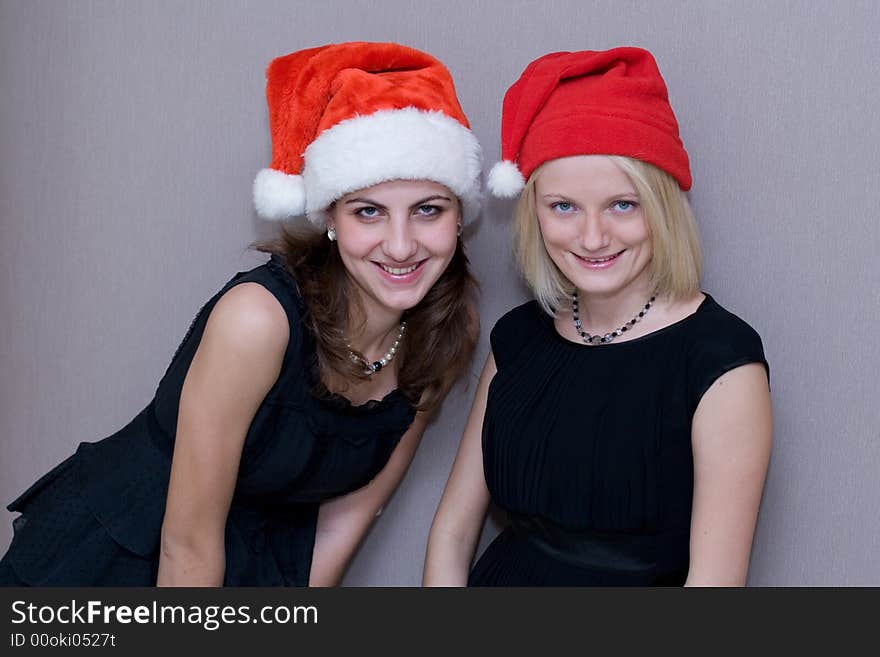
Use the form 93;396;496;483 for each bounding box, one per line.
383;214;418;262
579;211;611;253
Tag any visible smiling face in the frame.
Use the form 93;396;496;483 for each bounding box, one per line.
326;179;460;320
535;155;653;302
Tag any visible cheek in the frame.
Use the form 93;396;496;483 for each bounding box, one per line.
419;222;458;257
337;240;368;261
336;228;379;259
337;244;379;275
620;221;653;266
618;215;651;247
631;239;653;269
536;214;573;251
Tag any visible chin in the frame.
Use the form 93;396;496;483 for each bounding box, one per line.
389;290;428;310
561;270;623;297
374;287;430;312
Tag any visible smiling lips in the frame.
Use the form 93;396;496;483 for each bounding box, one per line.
374;259;427;283
574;249;625;270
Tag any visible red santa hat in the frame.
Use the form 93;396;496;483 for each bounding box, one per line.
253;42;482;225
487;47;691;197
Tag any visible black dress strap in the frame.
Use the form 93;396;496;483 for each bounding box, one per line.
490;301;544;370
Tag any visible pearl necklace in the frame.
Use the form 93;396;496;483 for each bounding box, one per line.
571;293;656;345
347;321;407;374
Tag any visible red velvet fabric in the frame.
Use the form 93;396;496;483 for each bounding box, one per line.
264;42;470;175
499;47;691;190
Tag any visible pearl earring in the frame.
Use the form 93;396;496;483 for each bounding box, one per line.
327;227;337;241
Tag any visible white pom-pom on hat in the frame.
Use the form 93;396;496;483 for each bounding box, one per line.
253;168;307;221
486;160;526;198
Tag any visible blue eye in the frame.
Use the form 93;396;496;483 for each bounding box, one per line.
416;204;441;217
355;206;381;220
551;201;575;214
612;200;638;213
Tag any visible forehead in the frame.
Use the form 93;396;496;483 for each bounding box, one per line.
340;179;453;203
536;155;636;197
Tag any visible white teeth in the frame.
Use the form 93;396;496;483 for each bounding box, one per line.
380;262;419;275
584;254;617;263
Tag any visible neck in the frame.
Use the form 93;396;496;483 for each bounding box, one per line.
346;294;404;361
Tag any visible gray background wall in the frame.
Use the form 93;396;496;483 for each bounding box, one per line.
1;0;878;585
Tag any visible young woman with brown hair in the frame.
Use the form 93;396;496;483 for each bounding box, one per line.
0;41;481;587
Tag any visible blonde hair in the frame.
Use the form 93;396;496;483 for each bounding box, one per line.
513;156;702;314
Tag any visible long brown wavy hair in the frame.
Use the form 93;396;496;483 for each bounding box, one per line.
258;224;479;416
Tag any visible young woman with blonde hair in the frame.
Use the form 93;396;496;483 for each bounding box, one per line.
425;47;771;586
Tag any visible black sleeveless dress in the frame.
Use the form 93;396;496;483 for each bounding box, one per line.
468;294;768;586
0;255;416;586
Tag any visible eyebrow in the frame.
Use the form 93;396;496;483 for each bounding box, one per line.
345;194;452;209
541;192;638;201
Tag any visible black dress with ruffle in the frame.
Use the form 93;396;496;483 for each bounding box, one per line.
468;295;768;586
0;255;415;586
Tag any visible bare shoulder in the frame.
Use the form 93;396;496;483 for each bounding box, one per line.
693;363;771;449
202;282;290;360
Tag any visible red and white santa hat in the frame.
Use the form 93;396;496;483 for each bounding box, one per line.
487;47;691;197
253;42;482;225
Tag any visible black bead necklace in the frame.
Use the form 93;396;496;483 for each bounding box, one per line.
571;293;656;345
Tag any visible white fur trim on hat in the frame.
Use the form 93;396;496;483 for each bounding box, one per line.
253;168;307;220
302;107;482;226
486;160;526;198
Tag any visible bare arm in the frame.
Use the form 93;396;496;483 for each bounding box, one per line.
685;362;772;586
422;353;496;586
308;413;428;586
157;283;288;587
